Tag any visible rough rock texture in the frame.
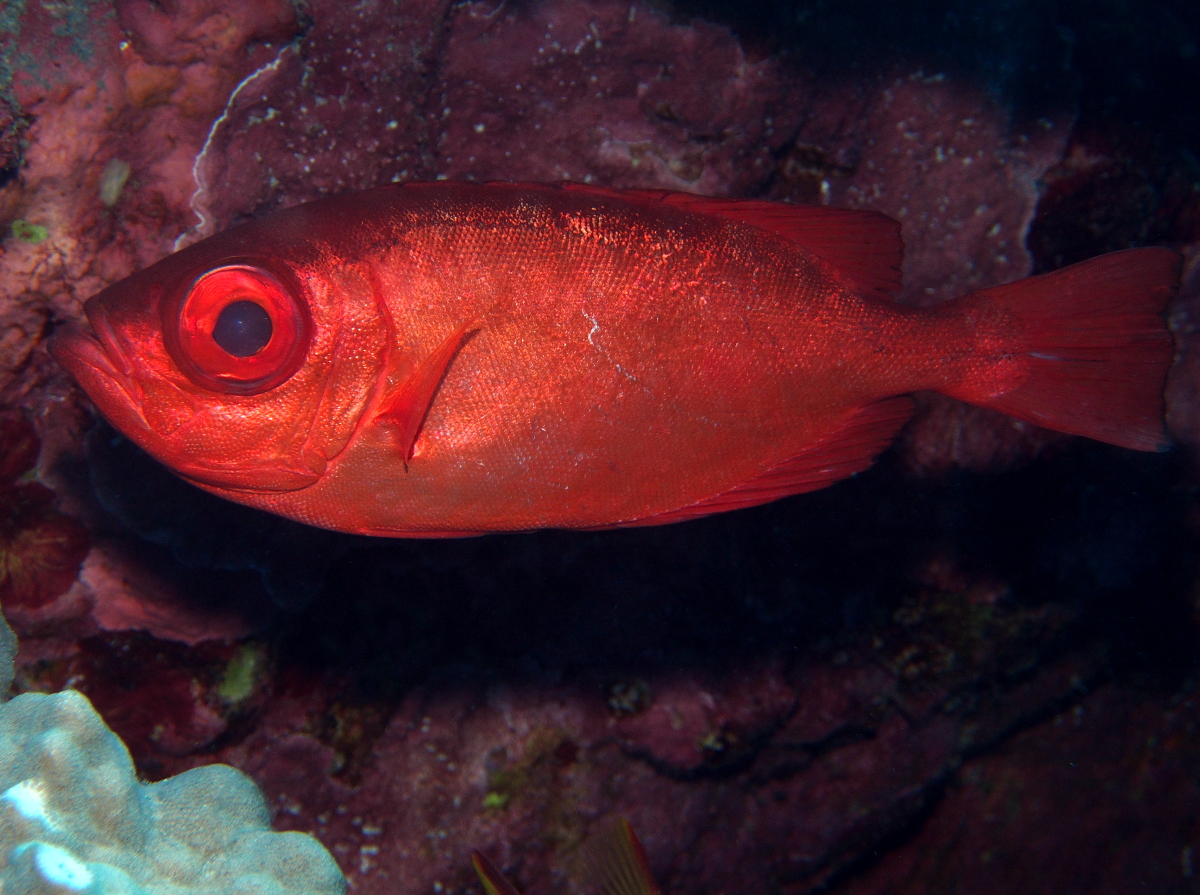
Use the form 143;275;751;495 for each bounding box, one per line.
0;413;91;641
0;1;1197;894
0;0;300;393
0;412;269;661
840;683;1200;895
176;0;449;244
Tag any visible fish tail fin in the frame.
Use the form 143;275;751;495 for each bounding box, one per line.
941;247;1180;452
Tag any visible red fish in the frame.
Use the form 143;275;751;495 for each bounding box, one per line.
49;182;1180;536
472;817;661;895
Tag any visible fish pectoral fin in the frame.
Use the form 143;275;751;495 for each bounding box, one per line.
612;396;915;528
374;319;477;467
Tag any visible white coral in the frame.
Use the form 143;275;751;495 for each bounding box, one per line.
0;612;344;895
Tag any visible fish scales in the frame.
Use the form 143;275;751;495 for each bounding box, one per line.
269;188;931;531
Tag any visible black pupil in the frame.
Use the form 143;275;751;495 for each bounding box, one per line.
212;301;273;357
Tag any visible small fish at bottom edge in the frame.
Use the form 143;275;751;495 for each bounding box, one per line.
473;817;661;895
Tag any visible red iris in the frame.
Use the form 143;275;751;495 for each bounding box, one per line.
167;264;309;395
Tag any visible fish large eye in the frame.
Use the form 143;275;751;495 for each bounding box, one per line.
171;265;309;394
213;300;273;357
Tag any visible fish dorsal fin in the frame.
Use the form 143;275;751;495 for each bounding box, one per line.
613;397;914;528
374;320;476;466
578;819;663;895
556;182;905;300
471;851;525;895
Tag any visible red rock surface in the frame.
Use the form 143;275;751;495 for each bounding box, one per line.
16;573;1197;894
0;413;90;630
0;1;1197;894
841;683;1200;895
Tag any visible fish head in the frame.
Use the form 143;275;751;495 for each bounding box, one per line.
49;216;389;496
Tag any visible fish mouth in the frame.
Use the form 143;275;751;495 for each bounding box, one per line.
48;305;148;436
49;326;119;383
82;297;136;381
49;299;132;380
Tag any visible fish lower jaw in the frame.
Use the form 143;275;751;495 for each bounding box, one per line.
48;327;152;434
176;460;322;494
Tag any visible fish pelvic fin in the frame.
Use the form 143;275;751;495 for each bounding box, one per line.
576;819;663;895
942;247;1180;452
471;851;525;895
374;319;477;468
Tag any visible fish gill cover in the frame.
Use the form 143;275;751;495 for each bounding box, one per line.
0;1;1197;894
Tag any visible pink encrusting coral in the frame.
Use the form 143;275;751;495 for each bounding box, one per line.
0;1;1198;894
0;0;300;385
0;411;257;661
0;414;90;626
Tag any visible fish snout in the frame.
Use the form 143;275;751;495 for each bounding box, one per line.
48;311;157;449
48;315;129;397
47;321;103;379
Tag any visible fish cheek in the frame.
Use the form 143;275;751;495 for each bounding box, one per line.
165;267;380;483
134;346;324;485
136;369;207;439
127;327;301;466
295;270;391;467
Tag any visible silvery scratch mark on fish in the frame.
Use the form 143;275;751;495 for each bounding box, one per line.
582;311;639;382
582;311;724;428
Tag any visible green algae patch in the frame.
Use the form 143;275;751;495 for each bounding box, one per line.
481;791;510;811
10;220;47;243
100;158;131;207
482;727;588;851
217;643;266;705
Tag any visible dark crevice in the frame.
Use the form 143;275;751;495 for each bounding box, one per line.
792;657;1111;893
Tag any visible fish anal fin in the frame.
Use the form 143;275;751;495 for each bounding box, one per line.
471;851;524;895
554;182;904;300
617;397;914;528
578;818;663;895
375;320;476;466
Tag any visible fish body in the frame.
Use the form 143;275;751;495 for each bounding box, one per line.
50;182;1180;536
